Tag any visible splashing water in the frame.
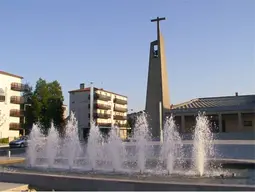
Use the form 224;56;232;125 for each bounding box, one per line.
193;113;215;176
107;126;126;171
86;121;103;170
160;115;183;174
46;123;59;168
27;124;44;167
132;112;151;173
26;110;226;178
64;113;81;169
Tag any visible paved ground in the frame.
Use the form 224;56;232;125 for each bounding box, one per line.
0;147;26;156
0;157;25;165
0;182;28;191
0;144;9;148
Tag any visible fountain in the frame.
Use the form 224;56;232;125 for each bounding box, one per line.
160;115;183;174
3;111;253;191
27;124;44;167
23;111;244;181
86;121;103;170
132;112;151;173
106;125;126;171
192;113;215;176
45;123;59;168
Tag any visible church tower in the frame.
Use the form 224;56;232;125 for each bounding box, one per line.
145;17;170;140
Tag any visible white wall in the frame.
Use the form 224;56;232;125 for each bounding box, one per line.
69;88;128;139
0;74;22;139
69;91;90;129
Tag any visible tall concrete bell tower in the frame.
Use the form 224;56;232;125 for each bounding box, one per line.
145;17;170;139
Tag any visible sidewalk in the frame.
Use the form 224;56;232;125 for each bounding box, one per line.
0;144;8;148
0;156;25;165
0;182;28;192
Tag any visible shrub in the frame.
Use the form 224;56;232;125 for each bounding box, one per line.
0;138;9;143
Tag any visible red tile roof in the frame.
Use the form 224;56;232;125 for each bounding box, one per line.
68;87;127;98
0;71;23;79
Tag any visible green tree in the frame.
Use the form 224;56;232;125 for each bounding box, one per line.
127;115;135;137
47;81;65;136
22;84;35;135
24;78;65;136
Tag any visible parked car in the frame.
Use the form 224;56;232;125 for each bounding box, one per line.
9;136;28;148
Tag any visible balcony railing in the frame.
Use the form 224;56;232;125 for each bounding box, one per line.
10;96;25;104
94;93;111;101
88;122;112;128
118;123;127;128
89;103;111;110
9;123;22;130
114;98;127;105
97;122;112;127
10;109;24;117
93;113;111;119
0;95;5;102
114;106;128;113
114;115;127;120
11;83;29;92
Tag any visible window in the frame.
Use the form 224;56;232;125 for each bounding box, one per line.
243;121;252;127
0;95;5;102
153;45;158;58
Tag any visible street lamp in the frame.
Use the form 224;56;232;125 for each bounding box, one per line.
90;82;94;127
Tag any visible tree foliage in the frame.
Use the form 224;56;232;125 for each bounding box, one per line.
127;115;136;137
23;78;65;136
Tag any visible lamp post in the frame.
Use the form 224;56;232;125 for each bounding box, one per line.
90;82;94;127
159;101;163;143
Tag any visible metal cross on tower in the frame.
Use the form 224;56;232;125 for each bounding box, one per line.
151;17;166;40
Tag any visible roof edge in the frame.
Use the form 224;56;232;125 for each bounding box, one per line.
68;87;127;98
0;71;23;79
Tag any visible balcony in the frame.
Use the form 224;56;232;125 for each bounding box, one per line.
114;115;127;120
93;103;111;110
10;96;25;104
94;93;111;101
11;83;29;92
10;109;24;117
97;122;112;127
114;98;127;105
114;105;128;113
118;123;127;128
9;123;22;130
88;122;112;128
0;95;5;102
93;113;111;119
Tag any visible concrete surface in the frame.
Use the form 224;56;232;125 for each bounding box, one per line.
0;182;28;192
0;148;26;156
0;157;25;165
0;145;8;148
0;170;254;191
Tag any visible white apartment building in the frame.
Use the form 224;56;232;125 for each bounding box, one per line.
62;104;68;119
69;83;128;140
0;71;27;140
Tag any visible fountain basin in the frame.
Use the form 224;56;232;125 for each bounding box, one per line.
0;165;254;191
28;156;255;171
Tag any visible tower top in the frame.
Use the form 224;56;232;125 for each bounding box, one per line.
151;17;166;39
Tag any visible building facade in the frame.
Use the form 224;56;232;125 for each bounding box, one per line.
62;104;68;120
0;71;27;140
69;84;128;140
166;93;255;134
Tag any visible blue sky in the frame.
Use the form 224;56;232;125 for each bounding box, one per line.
0;0;254;112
